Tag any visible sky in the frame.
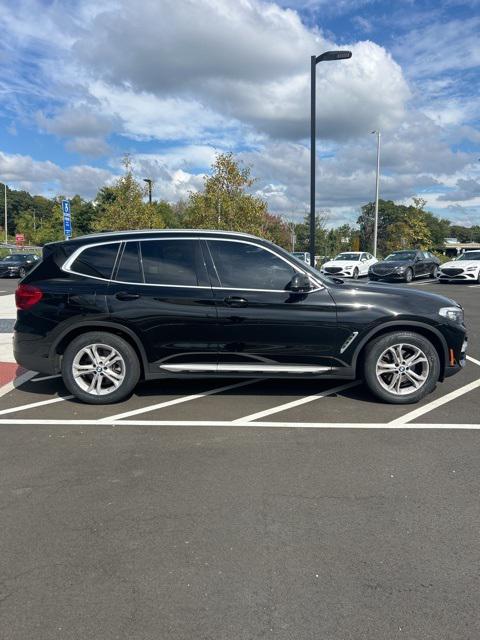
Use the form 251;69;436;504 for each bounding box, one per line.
0;0;479;228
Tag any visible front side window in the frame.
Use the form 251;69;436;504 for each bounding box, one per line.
208;240;297;290
70;243;120;279
140;239;201;286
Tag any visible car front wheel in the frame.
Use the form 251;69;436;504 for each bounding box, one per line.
363;332;440;404
19;267;27;278
352;267;359;279
404;268;413;283
62;331;141;404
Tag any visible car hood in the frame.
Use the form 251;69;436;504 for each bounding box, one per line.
322;260;358;268
329;280;460;312
441;260;479;269
371;260;411;269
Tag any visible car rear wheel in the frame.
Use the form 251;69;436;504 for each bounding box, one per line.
62;332;140;404
404;268;413;283
363;332;440;404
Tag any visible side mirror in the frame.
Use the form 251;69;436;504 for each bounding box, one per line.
289;273;311;292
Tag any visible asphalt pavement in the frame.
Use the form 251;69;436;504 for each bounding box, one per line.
1;276;480;639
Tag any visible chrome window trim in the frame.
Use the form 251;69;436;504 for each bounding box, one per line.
61;236;324;292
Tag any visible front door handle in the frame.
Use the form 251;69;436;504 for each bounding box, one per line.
115;292;140;301
224;296;248;307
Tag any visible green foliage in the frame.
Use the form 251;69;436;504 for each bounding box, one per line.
184;153;271;236
94;156;165;232
358;198;432;254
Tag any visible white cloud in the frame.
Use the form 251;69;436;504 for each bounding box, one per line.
0;152;114;199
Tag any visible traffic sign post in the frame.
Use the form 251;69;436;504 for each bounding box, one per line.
62;200;72;239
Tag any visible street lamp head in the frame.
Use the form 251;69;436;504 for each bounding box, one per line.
316;50;352;63
143;178;152;184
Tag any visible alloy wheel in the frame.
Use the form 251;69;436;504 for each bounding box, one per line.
72;343;126;396
375;343;430;396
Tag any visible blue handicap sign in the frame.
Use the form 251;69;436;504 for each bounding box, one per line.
62;200;72;237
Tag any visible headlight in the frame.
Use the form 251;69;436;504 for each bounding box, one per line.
395;266;406;272
466;266;477;271
439;306;464;323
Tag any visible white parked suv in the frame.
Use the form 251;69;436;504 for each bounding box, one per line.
438;250;480;283
321;251;377;279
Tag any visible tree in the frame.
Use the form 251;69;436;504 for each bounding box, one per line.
358;198;432;255
184;153;270;236
94;156;165;231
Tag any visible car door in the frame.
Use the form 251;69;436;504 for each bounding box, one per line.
359;253;369;275
204;238;338;374
107;238;218;375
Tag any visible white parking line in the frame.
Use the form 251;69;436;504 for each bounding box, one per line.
232;380;361;423
389;376;480;426
100;378;262;422
0;394;73;416
0;419;479;429
467;355;480;367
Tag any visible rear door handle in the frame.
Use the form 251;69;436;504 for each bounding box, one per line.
115;292;140;301
224;296;248;307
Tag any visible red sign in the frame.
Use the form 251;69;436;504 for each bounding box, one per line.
15;234;25;245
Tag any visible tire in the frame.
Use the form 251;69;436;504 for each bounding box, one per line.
352;268;359;280
363;331;440;404
429;266;439;279
404;268;413;283
19;267;26;278
61;331;141;404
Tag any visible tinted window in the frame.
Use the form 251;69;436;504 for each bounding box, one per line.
141;239;200;286
116;242;143;283
71;243;120;279
208;240;297;290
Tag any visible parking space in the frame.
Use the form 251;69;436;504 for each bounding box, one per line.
1;278;479;429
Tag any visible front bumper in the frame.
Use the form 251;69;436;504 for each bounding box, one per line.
438;271;478;281
0;269;20;278
369;271;406;280
321;268;357;278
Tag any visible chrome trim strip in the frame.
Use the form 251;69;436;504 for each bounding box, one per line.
61;237;324;292
159;363;331;373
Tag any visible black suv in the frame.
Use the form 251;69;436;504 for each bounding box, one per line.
369;250;440;282
14;230;467;405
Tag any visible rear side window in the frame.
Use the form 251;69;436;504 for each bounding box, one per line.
140;239;202;286
70;243;120;279
116;242;143;283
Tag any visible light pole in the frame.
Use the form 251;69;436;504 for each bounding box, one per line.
143;178;153;205
3;182;7;245
310;50;352;267
371;130;381;257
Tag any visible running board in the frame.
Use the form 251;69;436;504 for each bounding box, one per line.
159;363;331;374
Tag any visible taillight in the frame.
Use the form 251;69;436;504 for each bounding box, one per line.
15;284;43;310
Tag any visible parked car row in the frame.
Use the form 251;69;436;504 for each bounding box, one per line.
0;253;40;278
312;249;480;284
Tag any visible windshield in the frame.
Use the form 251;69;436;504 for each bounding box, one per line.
384;252;416;262
457;251;480;261
333;253;360;261
292;252;307;259
2;255;24;262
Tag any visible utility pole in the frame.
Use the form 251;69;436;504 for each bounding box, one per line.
310;50;352;267
3;183;7;245
371;130;381;257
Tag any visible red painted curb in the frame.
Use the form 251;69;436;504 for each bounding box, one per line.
0;362;26;389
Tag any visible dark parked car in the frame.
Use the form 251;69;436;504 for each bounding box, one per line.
0;253;40;278
14;230;467;405
369;250;440;283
